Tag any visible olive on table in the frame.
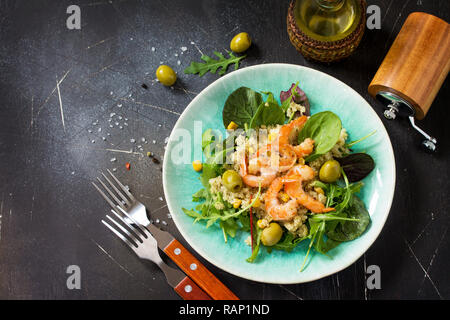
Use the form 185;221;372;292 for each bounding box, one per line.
261;223;283;246
156;65;177;86
319;159;341;183
222;170;243;192
230;32;251;53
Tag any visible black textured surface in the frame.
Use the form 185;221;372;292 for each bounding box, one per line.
0;0;449;300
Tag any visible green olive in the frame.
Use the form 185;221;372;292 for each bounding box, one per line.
222;170;243;192
261;223;283;246
230;32;251;53
319;160;342;183
156;65;177;86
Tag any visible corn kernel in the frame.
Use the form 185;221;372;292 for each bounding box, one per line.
252;197;261;208
248;147;255;154
192;160;202;172
298;157;305;165
314;187;324;195
233;199;242;209
257;219;266;229
227;121;238;130
279;192;290;203
268;132;277;142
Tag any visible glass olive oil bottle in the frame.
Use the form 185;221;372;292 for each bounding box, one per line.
287;0;366;62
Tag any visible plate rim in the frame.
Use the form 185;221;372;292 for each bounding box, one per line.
162;63;396;284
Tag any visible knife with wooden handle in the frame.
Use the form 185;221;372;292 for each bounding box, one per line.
148;224;239;300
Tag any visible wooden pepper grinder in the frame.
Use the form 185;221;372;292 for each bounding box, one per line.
368;12;450;152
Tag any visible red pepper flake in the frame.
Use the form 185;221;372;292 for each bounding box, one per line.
125;162;131;170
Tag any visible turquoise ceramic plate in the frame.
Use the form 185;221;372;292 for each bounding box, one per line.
162;64;395;284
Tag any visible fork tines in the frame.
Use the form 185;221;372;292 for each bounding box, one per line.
92;169;136;216
102;206;150;249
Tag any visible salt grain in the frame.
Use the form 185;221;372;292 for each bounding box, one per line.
162;220;167;226
110;157;117;162
158;197;163;201
177;60;181;65
155;218;160;224
98;127;102;132
151;47;155;51
88;129;92;133
91;140;95;143
130;138;136;143
112;168;117;172
181;46;187;51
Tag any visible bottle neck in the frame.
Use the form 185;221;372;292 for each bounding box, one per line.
315;0;345;11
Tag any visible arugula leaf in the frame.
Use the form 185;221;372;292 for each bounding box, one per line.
246;226;262;263
184;51;246;77
200;163;222;187
220;218;240;240
298;111;342;162
222;87;263;129
271;232;307;252
249;101;285;129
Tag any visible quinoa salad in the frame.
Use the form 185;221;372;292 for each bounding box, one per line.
183;83;375;268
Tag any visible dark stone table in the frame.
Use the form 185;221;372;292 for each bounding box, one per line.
0;0;448;300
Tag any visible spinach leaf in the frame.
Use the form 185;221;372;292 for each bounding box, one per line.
222;87;263;129
249;101;285;129
326;195;371;241
298;111;342;162
337;153;375;182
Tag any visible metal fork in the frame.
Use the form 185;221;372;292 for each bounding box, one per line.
92;169;150;227
101;206;210;299
92;169;238;300
102;207;183;287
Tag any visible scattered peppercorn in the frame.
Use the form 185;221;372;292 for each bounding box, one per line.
141;83;148;89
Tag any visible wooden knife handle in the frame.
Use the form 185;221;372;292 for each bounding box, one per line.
164;239;239;300
174;276;212;300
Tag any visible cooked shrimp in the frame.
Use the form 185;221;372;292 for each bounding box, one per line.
277;116;308;145
293;138;315;158
255;143;297;172
284;165;335;213
265;177;299;221
239;154;277;187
